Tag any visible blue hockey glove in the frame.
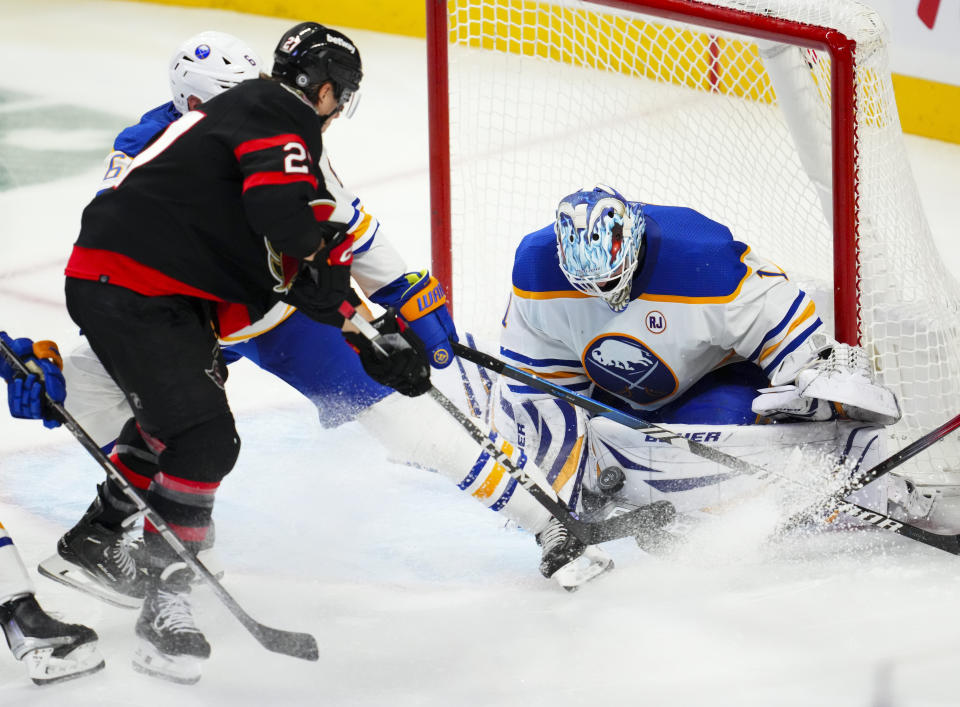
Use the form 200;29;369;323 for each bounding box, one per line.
370;271;457;369
0;332;66;428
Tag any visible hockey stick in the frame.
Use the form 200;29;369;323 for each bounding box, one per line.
339;304;676;544
776;412;960;536
453;343;960;555
0;338;319;661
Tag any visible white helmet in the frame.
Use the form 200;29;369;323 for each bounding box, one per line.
169;31;262;114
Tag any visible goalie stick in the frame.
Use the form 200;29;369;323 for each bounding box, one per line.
452;342;960;556
776;412;960;536
339;304;676;544
0;337;319;662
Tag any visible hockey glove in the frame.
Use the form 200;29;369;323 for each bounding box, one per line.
282;229;359;326
371;270;457;369
0;332;66;428
343;309;431;397
752;344;901;425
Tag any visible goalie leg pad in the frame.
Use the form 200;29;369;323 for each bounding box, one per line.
586;417;886;514
0;526;34;606
358;381;555;534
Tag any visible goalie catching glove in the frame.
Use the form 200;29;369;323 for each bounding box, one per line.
752;337;901;425
0;331;66;428
343;309;431;397
370;270;457;368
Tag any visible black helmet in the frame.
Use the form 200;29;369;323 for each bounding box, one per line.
272;22;362;106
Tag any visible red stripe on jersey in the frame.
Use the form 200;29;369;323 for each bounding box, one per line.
233;134;305;159
242;171;318;192
65;246;225;301
216;302;253;338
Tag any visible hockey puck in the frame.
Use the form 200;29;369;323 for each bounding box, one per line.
598;466;626;494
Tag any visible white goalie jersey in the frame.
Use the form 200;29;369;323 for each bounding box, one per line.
500;204;823;416
478;204;892;517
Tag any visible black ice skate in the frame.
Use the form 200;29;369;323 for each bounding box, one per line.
132;563;210;685
536;517;614;591
0;593;105;685
38;508;147;609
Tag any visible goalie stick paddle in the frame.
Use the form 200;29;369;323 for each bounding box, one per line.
0;337;319;662
451;342;960;556
339;304;676;544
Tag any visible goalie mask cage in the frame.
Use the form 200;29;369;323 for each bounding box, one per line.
427;0;960;481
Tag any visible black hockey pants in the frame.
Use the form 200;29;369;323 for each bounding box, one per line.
65;278;240;563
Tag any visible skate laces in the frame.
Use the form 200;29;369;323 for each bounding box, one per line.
154;590;200;635
538;518;569;553
108;532;141;580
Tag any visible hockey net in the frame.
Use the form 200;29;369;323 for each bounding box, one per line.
428;0;960;481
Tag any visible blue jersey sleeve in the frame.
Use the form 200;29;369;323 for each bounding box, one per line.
113;101;182;156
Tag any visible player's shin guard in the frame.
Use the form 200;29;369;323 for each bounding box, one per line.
141;472;220;565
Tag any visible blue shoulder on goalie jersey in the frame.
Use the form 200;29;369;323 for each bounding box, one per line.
632;205;750;301
511;224;584;298
113;101;182;156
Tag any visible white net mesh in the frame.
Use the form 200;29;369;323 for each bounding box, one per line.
439;0;960;480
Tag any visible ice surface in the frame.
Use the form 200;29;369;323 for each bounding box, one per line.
1;1;960;705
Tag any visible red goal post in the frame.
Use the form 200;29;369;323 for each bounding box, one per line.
426;0;960;480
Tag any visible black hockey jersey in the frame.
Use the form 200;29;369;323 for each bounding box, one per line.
66;78;341;323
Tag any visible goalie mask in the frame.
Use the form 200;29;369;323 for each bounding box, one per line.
555;185;646;312
169;31;262;114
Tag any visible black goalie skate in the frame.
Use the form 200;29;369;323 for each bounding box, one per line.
132;563;211;685
0;594;105;685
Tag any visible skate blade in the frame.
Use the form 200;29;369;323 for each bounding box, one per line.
26;643;106;685
37;554;143;609
132;641;203;685
553;550;615;592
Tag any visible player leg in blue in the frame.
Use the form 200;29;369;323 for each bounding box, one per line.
224;310;393;427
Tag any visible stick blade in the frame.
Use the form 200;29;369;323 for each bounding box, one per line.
250;625;319;661
581;500;677;544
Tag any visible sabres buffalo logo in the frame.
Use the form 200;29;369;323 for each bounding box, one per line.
582;334;678;405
